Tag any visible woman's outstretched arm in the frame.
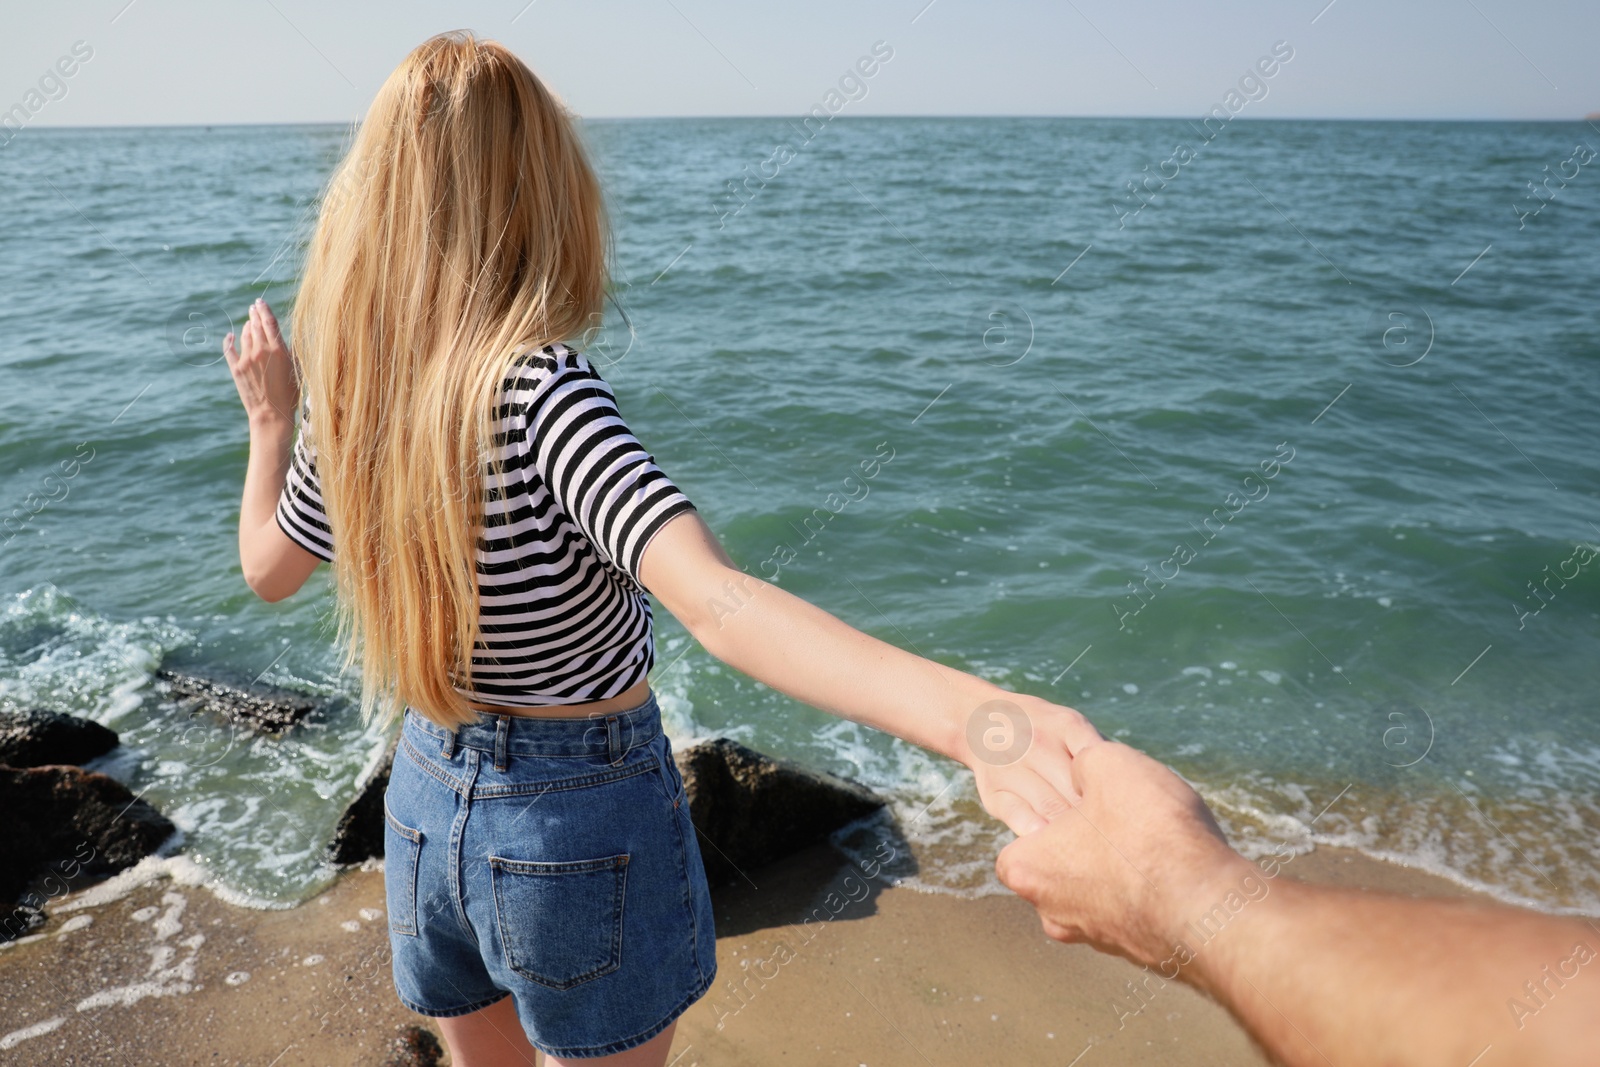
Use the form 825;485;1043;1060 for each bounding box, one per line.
639;510;1100;834
225;300;320;602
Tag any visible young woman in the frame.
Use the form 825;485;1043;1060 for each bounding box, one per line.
224;31;1097;1067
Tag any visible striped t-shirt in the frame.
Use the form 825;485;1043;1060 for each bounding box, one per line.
274;343;697;708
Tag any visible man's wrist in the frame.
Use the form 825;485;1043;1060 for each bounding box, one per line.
1153;850;1274;982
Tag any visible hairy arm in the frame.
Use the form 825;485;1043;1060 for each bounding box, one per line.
639;510;1101;834
1193;876;1599;1066
995;740;1600;1067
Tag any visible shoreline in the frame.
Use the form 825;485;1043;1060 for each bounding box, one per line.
0;837;1517;1066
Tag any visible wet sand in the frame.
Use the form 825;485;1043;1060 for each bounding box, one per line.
0;842;1483;1065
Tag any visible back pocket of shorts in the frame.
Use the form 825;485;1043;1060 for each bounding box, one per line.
382;797;424;937
488;853;629;990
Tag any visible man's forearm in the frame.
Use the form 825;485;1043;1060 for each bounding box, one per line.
1187;877;1600;1067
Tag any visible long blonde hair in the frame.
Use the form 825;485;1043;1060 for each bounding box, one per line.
292;31;608;730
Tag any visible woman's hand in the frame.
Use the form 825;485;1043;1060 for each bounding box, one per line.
956;693;1104;837
223;299;299;428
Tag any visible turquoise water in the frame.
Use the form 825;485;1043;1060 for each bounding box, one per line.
2;118;1597;912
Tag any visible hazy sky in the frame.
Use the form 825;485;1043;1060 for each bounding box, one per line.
3;0;1596;126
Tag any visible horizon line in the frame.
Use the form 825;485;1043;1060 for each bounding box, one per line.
16;112;1600;133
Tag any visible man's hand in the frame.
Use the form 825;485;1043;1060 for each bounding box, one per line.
996;741;1600;1067
994;739;1250;968
223;299;299;428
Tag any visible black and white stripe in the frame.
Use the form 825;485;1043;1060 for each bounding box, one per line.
274;343;696;707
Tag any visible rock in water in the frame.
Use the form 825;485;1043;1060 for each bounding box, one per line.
156;667;318;735
0;764;176;941
674;738;885;887
328;731;400;866
0;903;44;941
325;732;888;886
380;1025;444;1067
0;709;118;768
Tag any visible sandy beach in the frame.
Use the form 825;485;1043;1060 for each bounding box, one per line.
0;837;1490;1066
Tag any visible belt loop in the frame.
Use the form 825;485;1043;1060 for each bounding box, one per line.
440;722;456;760
606;715;623;766
494;714;510;772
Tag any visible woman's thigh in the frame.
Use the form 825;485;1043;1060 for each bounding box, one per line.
542;1021;677;1067
434;1000;677;1067
433;994;538;1066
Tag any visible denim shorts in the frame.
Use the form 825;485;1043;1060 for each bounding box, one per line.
382;690;718;1059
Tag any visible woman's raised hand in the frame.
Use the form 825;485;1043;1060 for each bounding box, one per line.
956;693;1105;837
223;299;299;428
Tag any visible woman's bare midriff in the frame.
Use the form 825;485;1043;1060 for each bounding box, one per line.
465;677;652;719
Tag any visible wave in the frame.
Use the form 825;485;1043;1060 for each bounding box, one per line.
0;586;380;910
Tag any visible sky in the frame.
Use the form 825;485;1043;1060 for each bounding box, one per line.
2;0;1596;127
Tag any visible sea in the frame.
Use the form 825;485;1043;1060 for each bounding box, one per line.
1;117;1596;915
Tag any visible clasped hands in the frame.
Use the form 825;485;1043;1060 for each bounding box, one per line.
959;693;1248;969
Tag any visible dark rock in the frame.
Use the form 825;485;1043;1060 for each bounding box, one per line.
0;764;176;941
0;903;44;942
0;708;118;768
674;738;885;887
328;731;400;866
324;730;888;888
380;1025;443;1067
156;667;318;736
